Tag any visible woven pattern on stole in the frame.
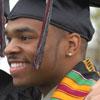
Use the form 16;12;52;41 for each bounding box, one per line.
50;59;97;100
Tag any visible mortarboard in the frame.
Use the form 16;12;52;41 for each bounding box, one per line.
90;0;100;7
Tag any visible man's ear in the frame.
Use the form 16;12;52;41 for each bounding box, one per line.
65;33;81;56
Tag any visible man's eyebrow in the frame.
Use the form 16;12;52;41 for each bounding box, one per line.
14;27;36;34
5;27;38;36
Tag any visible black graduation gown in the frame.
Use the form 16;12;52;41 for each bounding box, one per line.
0;70;41;100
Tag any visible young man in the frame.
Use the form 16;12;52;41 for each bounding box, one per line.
0;0;41;100
4;0;100;100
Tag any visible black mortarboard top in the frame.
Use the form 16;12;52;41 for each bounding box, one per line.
90;0;100;7
7;0;94;41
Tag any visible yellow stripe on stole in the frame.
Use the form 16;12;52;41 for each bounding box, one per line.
83;58;100;76
51;89;85;100
51;77;90;100
61;77;90;92
83;58;96;72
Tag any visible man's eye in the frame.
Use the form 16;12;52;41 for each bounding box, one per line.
6;37;12;42
21;36;32;41
5;37;12;45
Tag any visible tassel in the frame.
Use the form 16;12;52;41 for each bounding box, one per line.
0;0;3;57
0;0;5;57
1;0;5;57
33;0;54;69
0;0;10;57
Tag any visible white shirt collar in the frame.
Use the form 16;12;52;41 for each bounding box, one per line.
41;86;57;100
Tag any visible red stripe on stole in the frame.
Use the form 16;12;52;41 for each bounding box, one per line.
57;84;89;97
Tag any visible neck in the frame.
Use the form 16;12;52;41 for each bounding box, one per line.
40;56;84;96
39;75;65;96
40;83;57;96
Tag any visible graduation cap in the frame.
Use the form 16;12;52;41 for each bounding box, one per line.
7;0;99;69
90;0;100;7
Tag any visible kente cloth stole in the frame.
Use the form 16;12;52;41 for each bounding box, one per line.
50;58;100;100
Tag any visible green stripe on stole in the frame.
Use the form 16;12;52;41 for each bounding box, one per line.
66;71;95;86
50;70;96;100
50;99;59;100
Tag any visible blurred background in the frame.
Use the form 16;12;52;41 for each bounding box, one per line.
87;7;100;71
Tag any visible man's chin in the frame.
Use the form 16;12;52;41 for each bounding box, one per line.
13;80;29;88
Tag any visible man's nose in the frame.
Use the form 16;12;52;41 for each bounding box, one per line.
4;39;21;55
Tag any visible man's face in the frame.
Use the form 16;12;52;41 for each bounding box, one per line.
5;18;66;88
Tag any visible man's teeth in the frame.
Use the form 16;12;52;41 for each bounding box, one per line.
11;63;26;68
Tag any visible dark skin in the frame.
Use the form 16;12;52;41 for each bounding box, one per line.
5;18;84;95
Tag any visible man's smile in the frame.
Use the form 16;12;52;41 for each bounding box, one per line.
10;63;26;68
9;61;30;76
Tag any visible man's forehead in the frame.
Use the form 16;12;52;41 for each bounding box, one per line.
6;24;38;33
6;19;43;36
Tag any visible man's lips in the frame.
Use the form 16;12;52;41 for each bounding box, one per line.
9;61;29;76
